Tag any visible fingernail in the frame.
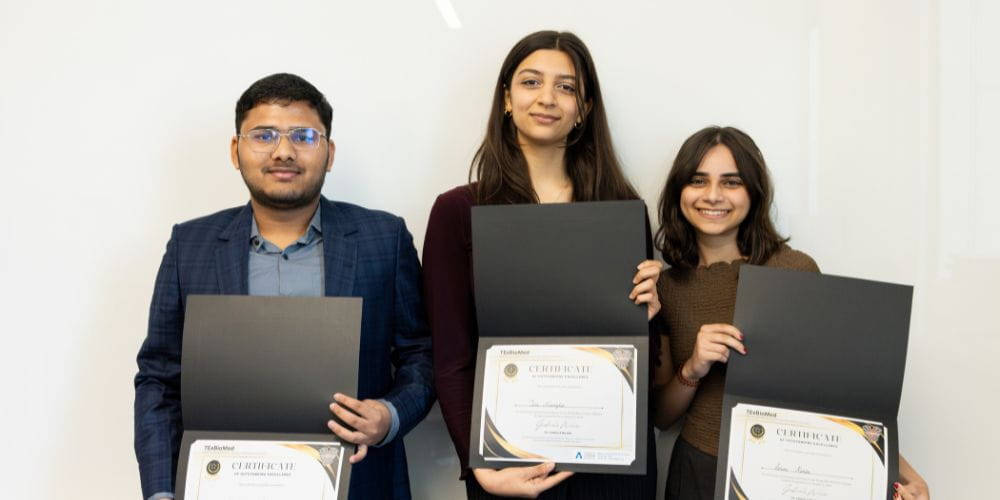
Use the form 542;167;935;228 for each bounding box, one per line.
893;482;900;490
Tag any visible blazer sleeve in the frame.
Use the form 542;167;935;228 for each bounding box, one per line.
380;218;435;438
134;226;185;498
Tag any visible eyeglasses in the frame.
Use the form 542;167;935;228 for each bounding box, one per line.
238;127;327;153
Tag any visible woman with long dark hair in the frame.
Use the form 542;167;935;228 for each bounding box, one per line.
652;126;930;500
423;31;661;499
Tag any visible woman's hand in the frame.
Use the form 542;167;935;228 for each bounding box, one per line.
894;480;929;500
684;323;746;381
472;463;573;498
630;260;664;321
895;455;930;499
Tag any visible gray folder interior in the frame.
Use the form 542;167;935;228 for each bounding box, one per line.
714;265;913;499
726;265;911;416
181;295;362;434
472;200;648;337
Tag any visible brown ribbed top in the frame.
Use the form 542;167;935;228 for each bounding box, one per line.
657;245;819;456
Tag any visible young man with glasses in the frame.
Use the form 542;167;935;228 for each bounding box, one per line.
133;73;434;500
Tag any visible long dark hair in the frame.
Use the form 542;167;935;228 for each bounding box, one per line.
656;126;788;269
469;30;638;205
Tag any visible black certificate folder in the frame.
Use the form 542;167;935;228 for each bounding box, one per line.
469;201;650;475
714;266;913;500
175;295;361;500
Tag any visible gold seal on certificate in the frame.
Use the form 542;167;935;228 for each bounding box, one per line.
479;344;637;466
182;439;345;499
725;403;888;500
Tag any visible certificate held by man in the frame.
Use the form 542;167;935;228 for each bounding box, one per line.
173;296;362;500
183;439;346;499
469;201;651;475
480;344;637;466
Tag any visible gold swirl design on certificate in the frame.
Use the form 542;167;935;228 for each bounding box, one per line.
183;439;344;499
479;344;638;466
725;403;888;500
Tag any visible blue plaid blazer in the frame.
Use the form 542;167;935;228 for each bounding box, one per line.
134;196;434;499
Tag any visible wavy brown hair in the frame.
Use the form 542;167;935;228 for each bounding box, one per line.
656;126;788;269
469;30;638;205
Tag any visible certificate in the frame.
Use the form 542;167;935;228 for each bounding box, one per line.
469;202;651;474
479;344;637;466
725;403;889;500
182;439;345;499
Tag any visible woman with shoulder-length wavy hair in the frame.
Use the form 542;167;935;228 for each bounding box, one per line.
651;126;930;500
423;30;662;499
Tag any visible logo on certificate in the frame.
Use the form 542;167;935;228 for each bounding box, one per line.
319;446;341;466
862;424;883;444
611;348;632;370
749;424;766;442
206;460;221;475
504;363;518;379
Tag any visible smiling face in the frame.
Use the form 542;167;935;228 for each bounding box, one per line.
230;100;334;210
504;49;583;148
679;144;751;242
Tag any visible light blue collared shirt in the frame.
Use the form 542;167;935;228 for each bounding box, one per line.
248;208;325;296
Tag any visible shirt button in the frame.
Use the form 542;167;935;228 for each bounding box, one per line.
282;254;289;260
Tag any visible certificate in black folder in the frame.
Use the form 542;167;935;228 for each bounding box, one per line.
468;201;650;475
175;295;361;500
715;266;912;500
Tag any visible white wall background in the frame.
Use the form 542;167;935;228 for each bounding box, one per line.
0;0;995;498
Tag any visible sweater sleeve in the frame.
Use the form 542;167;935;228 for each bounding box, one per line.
422;187;478;478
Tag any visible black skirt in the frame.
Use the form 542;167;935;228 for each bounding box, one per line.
664;437;717;500
465;428;658;500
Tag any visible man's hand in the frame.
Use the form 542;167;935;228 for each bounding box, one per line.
326;393;392;464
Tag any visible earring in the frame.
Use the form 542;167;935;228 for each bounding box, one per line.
574;118;582;129
505;108;512;117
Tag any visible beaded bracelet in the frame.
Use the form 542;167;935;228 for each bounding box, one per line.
675;365;700;387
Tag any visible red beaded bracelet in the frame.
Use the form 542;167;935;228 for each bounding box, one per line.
676;365;700;387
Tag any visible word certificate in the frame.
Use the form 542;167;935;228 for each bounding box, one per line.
182;439;344;499
479;344;637;466
725;403;888;500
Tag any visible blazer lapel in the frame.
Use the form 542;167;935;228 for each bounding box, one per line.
215;203;252;295
321;197;358;297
